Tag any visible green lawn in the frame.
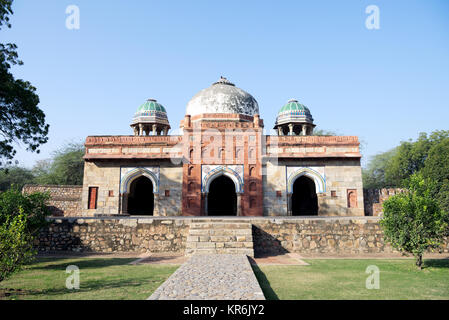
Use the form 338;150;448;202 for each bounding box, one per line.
3;257;448;300
253;259;449;300
0;257;178;300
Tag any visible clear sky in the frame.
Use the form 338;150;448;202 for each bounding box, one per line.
3;0;449;168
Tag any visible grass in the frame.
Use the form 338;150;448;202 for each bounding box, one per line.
252;259;449;300
2;257;448;300
0;257;179;300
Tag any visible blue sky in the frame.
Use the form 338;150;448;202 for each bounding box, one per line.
3;0;449;167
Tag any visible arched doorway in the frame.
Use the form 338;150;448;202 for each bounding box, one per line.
127;176;154;215
208;175;237;216
291;175;318;216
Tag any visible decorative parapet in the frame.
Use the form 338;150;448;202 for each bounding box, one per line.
84;135;183;160
265;135;361;158
84;134;361;160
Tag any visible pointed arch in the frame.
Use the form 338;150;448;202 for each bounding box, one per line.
287;167;325;194
202;166;243;194
120;168;159;194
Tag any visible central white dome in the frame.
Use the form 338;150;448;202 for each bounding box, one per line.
186;77;259;117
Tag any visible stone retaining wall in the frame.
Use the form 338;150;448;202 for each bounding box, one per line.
37;218;189;253
37;217;449;255
22;185;82;217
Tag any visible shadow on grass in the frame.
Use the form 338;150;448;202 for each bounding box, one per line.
10;275;165;299
250;263;279;300
27;258;136;271
423;259;449;269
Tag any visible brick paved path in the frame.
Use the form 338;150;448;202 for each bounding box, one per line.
148;254;265;300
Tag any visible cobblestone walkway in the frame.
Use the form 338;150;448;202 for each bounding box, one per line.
148;254;265;300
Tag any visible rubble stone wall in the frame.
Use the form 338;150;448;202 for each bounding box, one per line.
22;185;82;217
37;217;449;255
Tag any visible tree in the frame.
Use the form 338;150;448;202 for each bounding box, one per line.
421;137;449;214
384;131;449;187
0;166;35;191
380;173;449;269
1;0;49;167
33;142;84;185
363;130;449;189
0;188;50;235
0;213;35;282
362;148;397;188
0;188;50;283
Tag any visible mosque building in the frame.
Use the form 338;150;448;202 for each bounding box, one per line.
82;77;364;217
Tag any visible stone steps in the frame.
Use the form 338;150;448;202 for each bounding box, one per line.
185;220;254;257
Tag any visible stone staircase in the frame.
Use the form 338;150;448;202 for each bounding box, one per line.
185;220;254;257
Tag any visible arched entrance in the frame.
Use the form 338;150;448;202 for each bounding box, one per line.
207;176;237;216
291;175;318;216
127;176;154;215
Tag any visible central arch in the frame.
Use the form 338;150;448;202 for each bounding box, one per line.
127;176;154;215
207;175;237;216
291;175;318;216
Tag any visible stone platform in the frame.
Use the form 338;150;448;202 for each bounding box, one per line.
148;254;265;300
185;220;254;256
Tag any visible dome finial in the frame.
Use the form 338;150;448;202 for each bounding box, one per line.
213;76;235;86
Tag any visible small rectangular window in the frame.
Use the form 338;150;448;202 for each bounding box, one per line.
331;190;337;197
108;190;114;197
88;187;98;209
165;190;170;197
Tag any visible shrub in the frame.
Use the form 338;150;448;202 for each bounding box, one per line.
0;213;35;282
380;173;449;269
0;188;50;235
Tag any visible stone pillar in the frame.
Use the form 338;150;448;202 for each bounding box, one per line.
153;193;159;216
277;127;283;136
287;193;292;216
152;124;157;136
288;124;294;136
138;124;143;136
163;127;169;136
237;193;242;216
204;193;208;216
121;193;129;214
133;126;139;136
301;125;307;136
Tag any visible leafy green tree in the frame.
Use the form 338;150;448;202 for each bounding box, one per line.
363;130;449;189
0;212;35;283
0;166;35;191
421;137;449;214
0;188;50;235
33;142;84;185
362;148;397;188
384;131;449;187
1;0;49;167
380;173;449;269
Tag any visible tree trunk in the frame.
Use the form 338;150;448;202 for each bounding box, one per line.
416;253;423;270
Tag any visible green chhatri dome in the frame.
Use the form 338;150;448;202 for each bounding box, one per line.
275;99;314;126
131;98;170;127
279;99;311;114
136;99;167;113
